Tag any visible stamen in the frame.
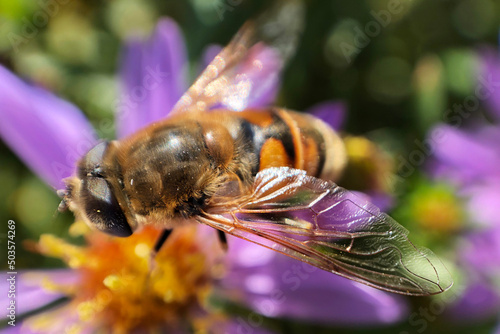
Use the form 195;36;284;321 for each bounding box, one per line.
32;225;219;332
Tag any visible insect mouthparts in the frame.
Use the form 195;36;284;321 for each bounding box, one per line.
56;188;70;212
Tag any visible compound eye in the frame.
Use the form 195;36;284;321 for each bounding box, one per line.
79;141;109;178
81;177;132;237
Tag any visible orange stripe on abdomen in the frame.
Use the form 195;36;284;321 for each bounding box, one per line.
274;109;326;177
259;138;294;170
229;108;346;181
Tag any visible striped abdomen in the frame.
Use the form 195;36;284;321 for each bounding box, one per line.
230;108;346;182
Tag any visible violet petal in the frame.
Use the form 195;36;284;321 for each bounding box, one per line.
201;44;223;70
220;237;408;326
0;66;98;190
307;101;345;131
446;282;500;321
461;226;500;273
0;270;78;317
21;304;96;334
116;39;144;138
429;125;500;183
117;18;187;138
463;182;500;227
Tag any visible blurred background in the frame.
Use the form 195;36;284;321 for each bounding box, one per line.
1;0;500;333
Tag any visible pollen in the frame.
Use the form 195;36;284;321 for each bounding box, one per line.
134;243;150;258
68;220;91;237
32;224;219;332
37;234;86;268
102;274;122;291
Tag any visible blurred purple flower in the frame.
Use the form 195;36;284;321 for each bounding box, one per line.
222;237;408;326
1;270;78;315
427;49;500;322
430;124;500;228
0;18;407;332
430;125;500;189
118;19;187;138
308;101;346;131
0;67;97;190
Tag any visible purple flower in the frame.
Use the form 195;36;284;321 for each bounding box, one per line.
427;49;500;322
308;101;346;131
429;124;500;227
0;66;98;190
0;18;408;332
222;236;408;326
0;270;78;315
118;19;187;138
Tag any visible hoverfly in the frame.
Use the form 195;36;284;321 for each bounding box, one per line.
58;12;453;296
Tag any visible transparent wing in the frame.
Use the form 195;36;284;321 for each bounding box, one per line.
170;1;303;115
198;167;453;296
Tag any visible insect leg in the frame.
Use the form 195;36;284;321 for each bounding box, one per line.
153;228;173;254
148;229;173;273
217;229;228;251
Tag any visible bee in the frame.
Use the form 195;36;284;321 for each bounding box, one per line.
58;19;453;296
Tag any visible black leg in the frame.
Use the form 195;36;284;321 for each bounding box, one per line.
217;229;228;251
153;228;173;254
149;229;173;273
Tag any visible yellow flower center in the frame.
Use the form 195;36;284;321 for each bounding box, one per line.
410;185;463;234
341;136;394;192
29;224;220;333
